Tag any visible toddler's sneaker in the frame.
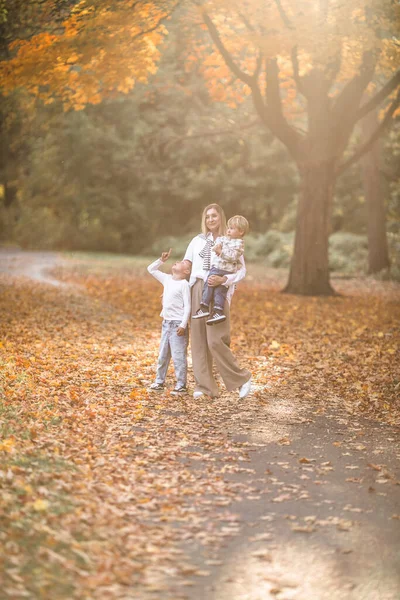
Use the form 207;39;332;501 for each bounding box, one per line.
192;307;210;319
149;382;164;391
192;308;210;319
206;311;226;325
171;386;188;395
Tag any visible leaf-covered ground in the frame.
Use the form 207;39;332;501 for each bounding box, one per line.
0;250;399;599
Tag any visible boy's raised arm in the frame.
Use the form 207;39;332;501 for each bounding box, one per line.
147;258;167;284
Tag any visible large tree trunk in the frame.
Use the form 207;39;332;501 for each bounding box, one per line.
284;161;336;295
361;110;390;274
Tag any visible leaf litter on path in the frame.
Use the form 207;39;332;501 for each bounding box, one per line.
1;254;399;599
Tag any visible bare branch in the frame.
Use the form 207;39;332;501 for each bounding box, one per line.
355;70;400;121
325;52;342;88
291;46;306;97
331;51;376;123
238;12;256;33
264;57;303;156
337;88;400;176
254;51;263;80
273;3;308;100
274;0;294;30
203;8;302;158
162;119;260;153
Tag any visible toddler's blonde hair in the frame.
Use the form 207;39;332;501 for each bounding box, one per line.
228;215;249;235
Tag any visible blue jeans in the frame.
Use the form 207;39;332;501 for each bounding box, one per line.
201;267;231;312
155;320;188;388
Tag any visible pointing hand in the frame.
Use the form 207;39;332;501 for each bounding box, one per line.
161;248;172;262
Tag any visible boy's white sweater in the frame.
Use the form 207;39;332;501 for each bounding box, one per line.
147;259;191;329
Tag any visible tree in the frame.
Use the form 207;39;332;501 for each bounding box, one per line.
188;0;400;294
1;0;399;294
361;103;390;274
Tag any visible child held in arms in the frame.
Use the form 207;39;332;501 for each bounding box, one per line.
147;249;191;395
193;215;249;325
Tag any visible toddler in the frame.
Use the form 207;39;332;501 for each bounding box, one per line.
193;215;249;325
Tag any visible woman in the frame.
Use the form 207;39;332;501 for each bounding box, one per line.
184;204;251;399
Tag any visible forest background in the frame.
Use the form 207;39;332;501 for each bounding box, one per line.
1;5;400;596
0;0;399;284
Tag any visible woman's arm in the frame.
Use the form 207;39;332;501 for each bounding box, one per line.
183;237;196;264
223;255;246;286
207;256;246;288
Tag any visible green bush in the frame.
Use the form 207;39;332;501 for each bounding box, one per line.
328;232;368;273
373;233;400;282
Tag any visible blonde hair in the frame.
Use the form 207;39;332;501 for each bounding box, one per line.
182;260;192;280
201;204;227;237
228;215;249;235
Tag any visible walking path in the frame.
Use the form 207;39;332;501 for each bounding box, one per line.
1;250;399;600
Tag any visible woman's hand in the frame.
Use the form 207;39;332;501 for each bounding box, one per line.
208;274;227;287
160;248;172;262
177;327;186;336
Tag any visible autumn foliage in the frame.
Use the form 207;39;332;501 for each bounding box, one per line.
0;0;175;110
1;255;399;596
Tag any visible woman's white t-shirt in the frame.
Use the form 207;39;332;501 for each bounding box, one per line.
184;233;246;304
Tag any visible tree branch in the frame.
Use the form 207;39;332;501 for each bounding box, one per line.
331;51;376;123
274;1;309;101
337;88;400;176
202;11;254;87
274;0;294;29
325;52;342;88
291;46;306;97
238;12;256;33
162;118;260;153
131;0;183;42
254;51;263;80
203;8;302;158
264;57;303;156
355;70;400;121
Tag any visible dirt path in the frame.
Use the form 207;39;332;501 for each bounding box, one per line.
0;248;75;287
1;250;399;600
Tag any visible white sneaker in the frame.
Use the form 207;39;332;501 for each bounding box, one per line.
239;377;252;399
193;390;204;399
206;311;226;326
192;307;210;319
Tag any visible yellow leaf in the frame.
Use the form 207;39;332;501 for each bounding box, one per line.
33;499;49;512
0;438;15;452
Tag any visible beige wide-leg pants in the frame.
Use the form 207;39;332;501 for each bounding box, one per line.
190;278;251;397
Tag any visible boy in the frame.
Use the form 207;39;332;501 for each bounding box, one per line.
193;215;249;325
147;249;191;394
